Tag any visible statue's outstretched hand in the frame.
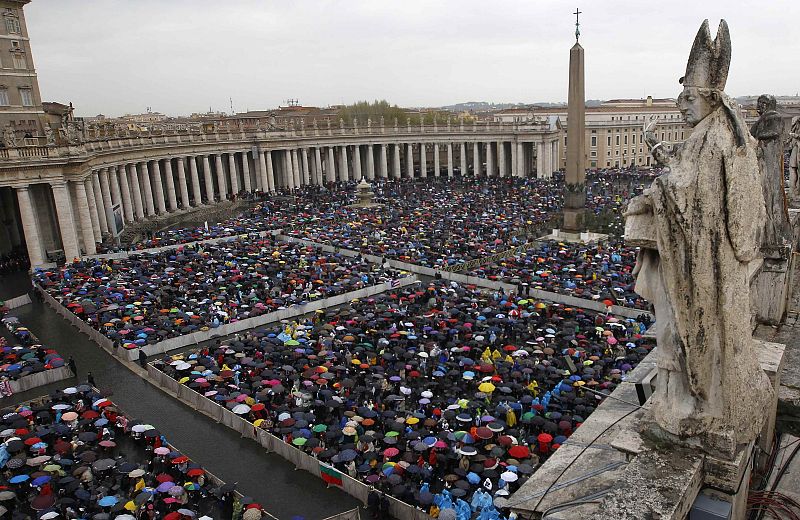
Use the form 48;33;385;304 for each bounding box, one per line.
624;194;652;217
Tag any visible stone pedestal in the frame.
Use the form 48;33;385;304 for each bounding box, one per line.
502;340;785;520
538;228;608;244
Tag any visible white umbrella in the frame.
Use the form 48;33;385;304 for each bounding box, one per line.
232;404;251;415
500;471;518;482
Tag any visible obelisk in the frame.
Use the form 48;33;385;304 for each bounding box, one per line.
563;8;586;233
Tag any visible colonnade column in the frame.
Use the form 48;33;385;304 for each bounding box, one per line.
473;142;481;176
264;151;275;192
406;144;413;178
253;150;266;192
188;157;202;206
240;152;252;193
73;180;96;255
228;154;240;195
365;145;375;180
326;147;336;183
51;182;80;261
138;162;155;215
434;144;440;177
498;141;507;177
379;144;388;179
151;160;167;213
516;142;525;177
202;155;214;203
214;155;227;201
118;165;134;222
486;143;494;177
176;158;190;209
393;144;402;179
536;143;545;178
83;178;102;243
16;187;44;266
543;141;552;178
128;163;144;219
314;148;323;185
109;166;122;212
352;145;362;180
98;168;115;223
163;159;178;211
92;171;109;233
290;149;300;188
420;144;427;178
447;143;454;177
301;148;310;185
458;143;466;177
339;146;349;182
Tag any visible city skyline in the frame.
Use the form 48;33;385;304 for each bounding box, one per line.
26;0;800;116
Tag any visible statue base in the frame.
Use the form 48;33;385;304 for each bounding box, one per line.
502;339;785;520
538;228;608;244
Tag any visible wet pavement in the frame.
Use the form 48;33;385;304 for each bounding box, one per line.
0;274;360;520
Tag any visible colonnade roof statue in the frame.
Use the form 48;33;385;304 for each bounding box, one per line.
624;19;773;455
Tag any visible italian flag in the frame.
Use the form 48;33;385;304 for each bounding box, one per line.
320;463;343;487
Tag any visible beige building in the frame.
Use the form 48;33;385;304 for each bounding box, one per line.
493;96;691;170
0;0;45;141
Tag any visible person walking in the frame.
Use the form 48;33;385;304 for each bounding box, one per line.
67;356;77;376
87;372;96;388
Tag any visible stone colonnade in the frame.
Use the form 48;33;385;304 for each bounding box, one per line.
10;137;558;266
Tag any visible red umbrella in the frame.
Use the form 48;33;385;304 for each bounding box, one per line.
475;427;493;440
383;447;399;458
508;446;530;459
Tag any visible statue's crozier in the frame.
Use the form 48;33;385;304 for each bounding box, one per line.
624;20;773;454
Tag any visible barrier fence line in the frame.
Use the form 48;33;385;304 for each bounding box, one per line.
150;363;434;520
277;235;649;320
3;293;32;310
35;275;419;362
321;507;361;520
8;365;72;394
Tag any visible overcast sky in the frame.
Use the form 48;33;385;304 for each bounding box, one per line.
26;0;800;117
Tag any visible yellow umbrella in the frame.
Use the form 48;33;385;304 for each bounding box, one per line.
406;417;419;425
478;382;496;393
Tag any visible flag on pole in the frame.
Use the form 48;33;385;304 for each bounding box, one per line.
391;279;401;288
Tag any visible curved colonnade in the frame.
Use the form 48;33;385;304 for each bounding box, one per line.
0;122;561;267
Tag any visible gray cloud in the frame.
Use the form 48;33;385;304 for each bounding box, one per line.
26;0;800;116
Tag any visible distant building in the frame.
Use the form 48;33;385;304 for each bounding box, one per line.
492;96;691;169
0;0;46;141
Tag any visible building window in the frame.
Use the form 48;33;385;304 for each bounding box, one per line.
624;135;628;145
12;53;26;70
0;88;8;106
5;16;20;35
591;136;597;147
632;134;637;145
681;131;685;140
564;136;567;146
607;136;611;146
19;88;32;106
590;151;597;157
591;161;596;167
615;135;620;146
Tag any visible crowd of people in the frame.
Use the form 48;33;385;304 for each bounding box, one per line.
33;236;404;349
156;280;653;518
0;385;263;519
467;239;647;309
0;250;30;276
1;314;66;385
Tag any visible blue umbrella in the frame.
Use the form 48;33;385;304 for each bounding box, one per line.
98;496;117;507
10;474;29;483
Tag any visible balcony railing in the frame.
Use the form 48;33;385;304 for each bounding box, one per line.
0;121;559;162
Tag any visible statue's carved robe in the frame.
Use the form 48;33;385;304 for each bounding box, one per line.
632;106;772;444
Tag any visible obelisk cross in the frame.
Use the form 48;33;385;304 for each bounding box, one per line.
574;8;582;42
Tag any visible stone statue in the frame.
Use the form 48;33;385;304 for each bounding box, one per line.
2;124;16;148
367;118;372;130
624;20;772;454
339;118;345;131
751;94;790;256
44;125;55;146
789;117;800;204
380;116;385;128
